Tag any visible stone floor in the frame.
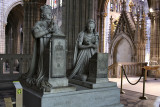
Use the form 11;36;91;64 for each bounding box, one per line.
0;78;160;107
110;77;160;107
121;89;157;107
109;77;160;96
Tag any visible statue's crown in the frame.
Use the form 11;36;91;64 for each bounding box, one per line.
40;5;52;13
87;19;95;23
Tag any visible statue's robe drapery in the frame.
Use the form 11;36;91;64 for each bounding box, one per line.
69;31;99;79
27;21;51;86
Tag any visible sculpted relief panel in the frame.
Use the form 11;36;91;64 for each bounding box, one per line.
51;39;66;78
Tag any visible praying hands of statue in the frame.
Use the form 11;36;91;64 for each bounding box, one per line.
79;38;97;49
48;19;55;33
90;43;97;49
48;19;59;35
87;38;97;49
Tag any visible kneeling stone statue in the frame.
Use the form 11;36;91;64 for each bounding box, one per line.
69;19;108;84
21;5;72;93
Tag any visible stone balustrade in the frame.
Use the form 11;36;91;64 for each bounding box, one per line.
0;54;32;81
108;62;147;78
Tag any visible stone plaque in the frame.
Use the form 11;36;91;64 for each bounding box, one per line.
51;38;66;78
97;53;108;77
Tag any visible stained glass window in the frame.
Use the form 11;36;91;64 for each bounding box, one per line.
49;0;62;8
47;0;63;27
50;0;57;9
54;0;57;8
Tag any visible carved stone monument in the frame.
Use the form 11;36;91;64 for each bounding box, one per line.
68;19;123;107
49;35;67;87
69;19;114;88
20;5;75;94
21;5;123;107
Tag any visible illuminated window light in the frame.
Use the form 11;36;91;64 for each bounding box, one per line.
60;0;62;7
149;8;154;12
54;0;57;8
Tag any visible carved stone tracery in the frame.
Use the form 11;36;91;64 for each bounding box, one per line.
109;1;146;66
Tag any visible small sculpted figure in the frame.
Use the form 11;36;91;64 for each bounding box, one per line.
69;19;99;81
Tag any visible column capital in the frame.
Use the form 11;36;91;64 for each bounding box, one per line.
148;12;155;20
101;12;107;17
148;11;160;18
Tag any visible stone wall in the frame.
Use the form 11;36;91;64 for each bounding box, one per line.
0;0;23;54
114;38;132;63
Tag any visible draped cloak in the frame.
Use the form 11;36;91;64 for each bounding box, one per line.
69;31;99;79
26;21;51;86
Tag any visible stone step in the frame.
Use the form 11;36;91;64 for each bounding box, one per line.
69;79;117;89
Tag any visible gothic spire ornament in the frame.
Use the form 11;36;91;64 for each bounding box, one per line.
122;0;126;11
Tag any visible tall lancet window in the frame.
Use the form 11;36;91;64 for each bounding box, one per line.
50;0;57;9
54;0;57;8
60;0;62;7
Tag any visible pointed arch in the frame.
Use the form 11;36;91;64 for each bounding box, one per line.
4;0;23;25
110;31;135;63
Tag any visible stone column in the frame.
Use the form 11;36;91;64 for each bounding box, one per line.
0;24;5;54
104;0;110;53
140;10;146;62
100;12;107;53
149;14;155;61
149;11;160;63
23;1;42;54
0;0;6;54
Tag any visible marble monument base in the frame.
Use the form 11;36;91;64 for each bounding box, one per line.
23;82;123;107
69;78;115;89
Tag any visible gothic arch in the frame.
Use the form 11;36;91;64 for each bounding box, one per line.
110;31;135;63
5;3;24;54
4;0;23;25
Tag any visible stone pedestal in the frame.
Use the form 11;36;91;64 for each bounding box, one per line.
69;79;115;89
88;53;108;83
47;34;76;93
23;83;123;107
48;35;68;88
69;53;109;88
